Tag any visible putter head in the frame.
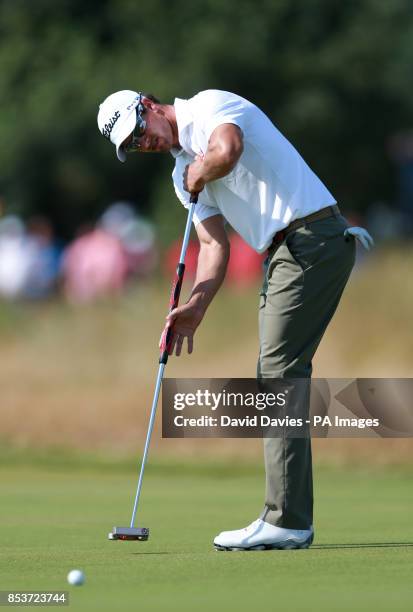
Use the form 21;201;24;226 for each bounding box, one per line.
108;526;149;541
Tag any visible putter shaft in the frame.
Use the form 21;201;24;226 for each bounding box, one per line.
129;362;165;528
129;197;197;530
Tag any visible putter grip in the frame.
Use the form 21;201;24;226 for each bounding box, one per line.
159;193;196;365
159;263;185;364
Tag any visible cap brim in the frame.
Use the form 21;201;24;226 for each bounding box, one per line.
115;111;137;163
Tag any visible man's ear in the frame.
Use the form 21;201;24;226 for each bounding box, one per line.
149;102;165;116
142;97;155;110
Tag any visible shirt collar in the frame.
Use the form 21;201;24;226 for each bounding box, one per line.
170;97;194;157
174;97;193;132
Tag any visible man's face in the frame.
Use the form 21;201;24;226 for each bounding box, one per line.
122;100;175;154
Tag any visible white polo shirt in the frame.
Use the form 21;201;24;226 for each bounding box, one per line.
171;90;336;253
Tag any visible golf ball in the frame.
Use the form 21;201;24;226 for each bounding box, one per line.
67;569;85;586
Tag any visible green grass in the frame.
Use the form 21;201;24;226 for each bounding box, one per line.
0;460;412;611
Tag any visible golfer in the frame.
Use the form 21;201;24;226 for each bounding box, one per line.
97;89;372;550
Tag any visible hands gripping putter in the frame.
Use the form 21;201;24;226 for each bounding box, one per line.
109;194;197;541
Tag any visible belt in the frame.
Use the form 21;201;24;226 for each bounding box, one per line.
269;205;341;249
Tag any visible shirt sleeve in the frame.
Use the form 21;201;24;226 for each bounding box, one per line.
172;153;222;226
196;91;247;142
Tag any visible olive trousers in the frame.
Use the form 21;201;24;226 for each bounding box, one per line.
257;213;355;529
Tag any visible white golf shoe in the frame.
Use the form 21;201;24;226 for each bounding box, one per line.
214;519;314;551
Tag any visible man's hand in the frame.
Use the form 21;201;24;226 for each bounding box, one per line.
159;302;205;356
183;154;206;195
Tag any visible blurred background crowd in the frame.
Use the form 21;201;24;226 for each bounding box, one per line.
0;201;158;303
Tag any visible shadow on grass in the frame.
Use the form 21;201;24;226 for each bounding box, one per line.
129;542;413;555
131;552;175;555
313;542;413;549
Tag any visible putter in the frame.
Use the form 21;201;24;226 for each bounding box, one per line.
109;193;198;541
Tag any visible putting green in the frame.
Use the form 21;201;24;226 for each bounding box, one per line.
0;459;412;611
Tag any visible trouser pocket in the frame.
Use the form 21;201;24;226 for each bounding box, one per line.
286;216;354;272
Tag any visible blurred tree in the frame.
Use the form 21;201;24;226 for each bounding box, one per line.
0;0;412;241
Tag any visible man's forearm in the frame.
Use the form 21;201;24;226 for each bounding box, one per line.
184;124;244;193
187;241;230;314
197;143;238;183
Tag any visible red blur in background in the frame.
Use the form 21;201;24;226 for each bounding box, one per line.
164;233;264;288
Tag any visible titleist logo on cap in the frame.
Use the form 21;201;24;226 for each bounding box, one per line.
101;110;121;139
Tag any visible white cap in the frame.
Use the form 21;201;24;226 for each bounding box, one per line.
97;90;140;162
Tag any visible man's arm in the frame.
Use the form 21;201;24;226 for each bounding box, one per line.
183;123;244;194
164;214;230;356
